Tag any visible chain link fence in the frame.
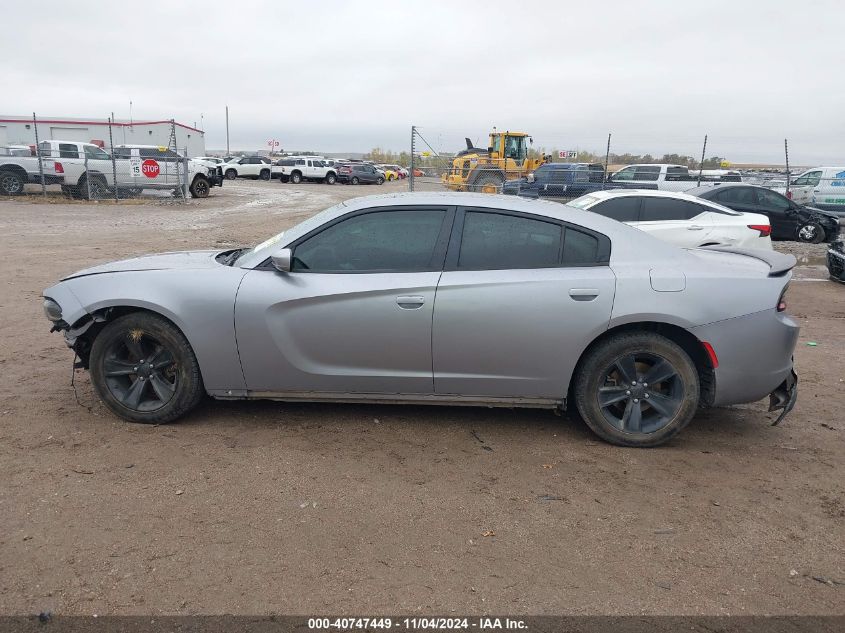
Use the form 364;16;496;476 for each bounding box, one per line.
405;125;838;208
1;114;222;202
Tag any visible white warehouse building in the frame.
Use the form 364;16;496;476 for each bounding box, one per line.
0;115;207;157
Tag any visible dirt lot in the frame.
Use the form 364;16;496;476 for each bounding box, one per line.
0;180;843;616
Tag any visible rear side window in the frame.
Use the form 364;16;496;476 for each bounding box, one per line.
714;187;755;205
634;166;661;181
665;167;691;181
458;211;562;270
562;228;599;265
292;209;446;272
640;198;705;221
591;197;640;222
59;143;79;159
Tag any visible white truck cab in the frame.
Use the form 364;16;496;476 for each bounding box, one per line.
788;166;845;215
608;164;718;192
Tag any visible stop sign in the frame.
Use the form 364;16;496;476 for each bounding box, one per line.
141;159;160;178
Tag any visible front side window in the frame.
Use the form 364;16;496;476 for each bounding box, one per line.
591;197;640;222
793;171;822;187
458;211;562;270
611;166;635;181
756;188;791;211
292;209;446;272
84;145;110;160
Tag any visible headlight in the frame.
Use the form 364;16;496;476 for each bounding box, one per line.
43;298;63;322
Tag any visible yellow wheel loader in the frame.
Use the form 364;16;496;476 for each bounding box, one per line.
442;130;550;193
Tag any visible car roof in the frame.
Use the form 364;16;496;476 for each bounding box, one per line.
582;189;705;202
236;191;686;270
684;183;767;196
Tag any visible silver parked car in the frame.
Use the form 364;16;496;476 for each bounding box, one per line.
43;193;799;447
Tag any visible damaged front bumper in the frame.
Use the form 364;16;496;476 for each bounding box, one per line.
768;368;798;426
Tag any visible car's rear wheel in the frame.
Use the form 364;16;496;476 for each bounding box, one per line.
290;171;302;184
89;312;204;424
573;332;700;447
350;176;360;185
797;222;825;244
79;174;110;199
225;169;237;180
0;170;25;195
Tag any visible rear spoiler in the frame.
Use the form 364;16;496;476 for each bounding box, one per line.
701;245;796;276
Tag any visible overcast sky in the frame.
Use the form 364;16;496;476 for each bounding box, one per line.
1;0;843;163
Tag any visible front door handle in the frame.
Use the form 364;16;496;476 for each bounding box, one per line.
396;295;425;309
569;288;599;301
687;225;705;231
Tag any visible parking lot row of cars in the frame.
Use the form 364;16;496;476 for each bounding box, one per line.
197;154;409;186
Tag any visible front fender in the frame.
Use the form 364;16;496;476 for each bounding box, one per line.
47;268;249;392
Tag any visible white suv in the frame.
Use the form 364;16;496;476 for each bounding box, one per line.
569;189;773;249
221;156;276;180
276;157;337;184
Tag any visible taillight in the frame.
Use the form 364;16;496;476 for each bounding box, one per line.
786;191;793;199
748;224;771;237
54;162;64;174
777;287;788;312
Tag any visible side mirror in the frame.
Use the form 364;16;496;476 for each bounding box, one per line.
271;248;292;272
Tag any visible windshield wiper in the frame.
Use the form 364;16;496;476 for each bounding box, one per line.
218;248;248;266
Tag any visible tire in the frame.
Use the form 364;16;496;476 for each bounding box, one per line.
376;177;385;185
0;170;26;195
472;173;504;194
324;173;336;185
259;169;271;181
573;332;700;447
89;312;204;424
350;176;360;185
80;175;110;199
225;169;237;180
189;176;210;198
797;222;825;244
290;171;302;184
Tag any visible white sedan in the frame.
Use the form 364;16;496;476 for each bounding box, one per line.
568;190;773;250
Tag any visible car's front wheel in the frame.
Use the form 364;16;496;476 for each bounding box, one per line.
325;173;336;185
225;169;237;180
797;222;825;244
376;177;385;185
573;332;700;447
89;312;204;424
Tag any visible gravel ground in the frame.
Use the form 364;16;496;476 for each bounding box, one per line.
0;180;843;616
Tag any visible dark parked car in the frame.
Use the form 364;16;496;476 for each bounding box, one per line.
502;162;606;199
688;184;841;243
828;240;845;281
337;163;385;185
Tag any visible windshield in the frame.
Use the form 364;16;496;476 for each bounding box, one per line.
568;194;599;209
233;201;351;266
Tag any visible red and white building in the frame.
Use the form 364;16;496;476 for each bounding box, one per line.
0;115;207;157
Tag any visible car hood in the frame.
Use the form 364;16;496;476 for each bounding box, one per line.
62;250;223;280
801;205;840;222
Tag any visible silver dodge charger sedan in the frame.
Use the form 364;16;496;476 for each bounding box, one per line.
43;192;798;447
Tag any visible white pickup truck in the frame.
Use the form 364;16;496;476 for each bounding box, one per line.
607;164;720;192
0;147;64;195
276;156;338;184
36;141;222;198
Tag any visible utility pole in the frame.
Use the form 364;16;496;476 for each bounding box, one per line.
225;105;230;155
697;134;708;187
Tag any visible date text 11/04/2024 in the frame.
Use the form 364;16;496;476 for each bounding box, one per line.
308;617;528;630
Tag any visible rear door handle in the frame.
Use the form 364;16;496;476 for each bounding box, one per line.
396;295;425;309
569;288;599;301
687;225;705;231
